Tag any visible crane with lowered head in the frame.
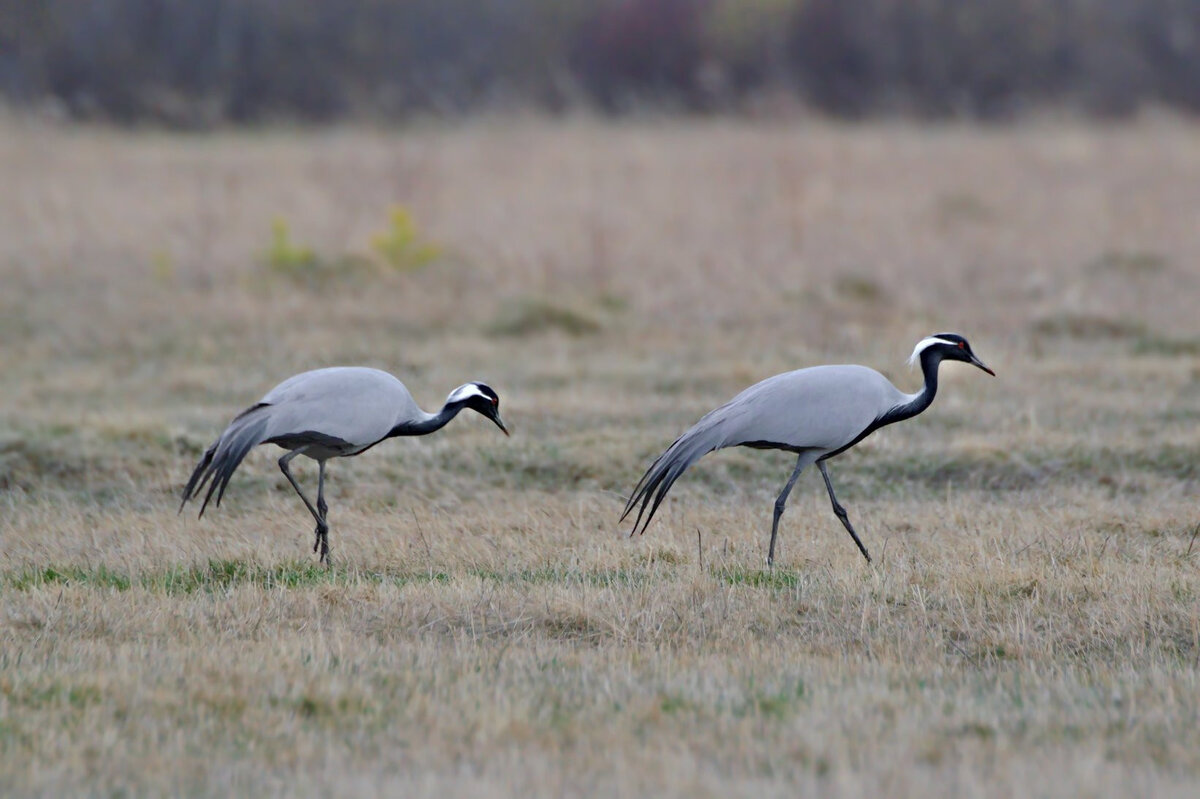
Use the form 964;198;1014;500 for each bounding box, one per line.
181;367;509;563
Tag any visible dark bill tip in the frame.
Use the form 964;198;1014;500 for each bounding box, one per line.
971;355;996;376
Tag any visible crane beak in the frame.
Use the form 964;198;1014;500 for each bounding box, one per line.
493;413;510;436
969;353;996;376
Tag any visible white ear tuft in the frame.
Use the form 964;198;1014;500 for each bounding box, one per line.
908;336;956;367
447;383;487;404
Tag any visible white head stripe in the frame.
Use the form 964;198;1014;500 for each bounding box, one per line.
907;336;957;366
447;383;488;403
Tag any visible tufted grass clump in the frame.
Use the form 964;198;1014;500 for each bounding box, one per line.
1030;313;1145;340
488;296;605;337
1087;249;1168;275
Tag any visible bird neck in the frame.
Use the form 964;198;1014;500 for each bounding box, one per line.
880;350;941;427
386;401;464;438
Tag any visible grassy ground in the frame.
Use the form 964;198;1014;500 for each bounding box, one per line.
1;115;1198;797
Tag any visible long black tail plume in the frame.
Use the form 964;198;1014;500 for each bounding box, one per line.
619;429;717;537
179;404;271;517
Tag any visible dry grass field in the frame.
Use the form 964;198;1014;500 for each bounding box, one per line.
1;114;1198;797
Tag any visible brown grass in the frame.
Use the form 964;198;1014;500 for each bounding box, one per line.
1;115;1198;797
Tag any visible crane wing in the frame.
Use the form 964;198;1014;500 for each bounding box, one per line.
258;367;421;448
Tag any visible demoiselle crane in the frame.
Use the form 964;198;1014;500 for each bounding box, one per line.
181;367;509;562
621;334;994;566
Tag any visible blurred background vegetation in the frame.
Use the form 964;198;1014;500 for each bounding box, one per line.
3;0;1199;127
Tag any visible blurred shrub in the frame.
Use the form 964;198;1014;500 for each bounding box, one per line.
567;0;710;110
261;218;318;277
3;0;1199;124
370;206;441;272
259;209;445;287
701;0;794;99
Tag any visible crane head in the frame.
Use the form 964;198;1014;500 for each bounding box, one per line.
447;382;510;435
908;333;995;376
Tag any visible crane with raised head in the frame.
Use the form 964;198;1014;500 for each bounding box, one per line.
621;334;994;566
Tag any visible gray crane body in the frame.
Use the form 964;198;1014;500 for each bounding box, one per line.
181;366;508;562
697;365;908;455
621;334;994;566
247;367;440;458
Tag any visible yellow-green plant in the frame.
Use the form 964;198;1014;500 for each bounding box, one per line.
370;206;441;272
262;217;318;274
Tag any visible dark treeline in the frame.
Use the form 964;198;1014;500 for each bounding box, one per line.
3;0;1199;126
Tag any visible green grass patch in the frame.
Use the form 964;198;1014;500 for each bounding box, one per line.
9;564;132;591
151;559;338;594
5;561;677;595
150;561;459;594
4;560;457;594
732;678;808;719
718;566;801;590
2;681;105;711
467;565;651;588
658;693;698;715
1086;249;1168;275
1133;333;1200;357
284;693;374;720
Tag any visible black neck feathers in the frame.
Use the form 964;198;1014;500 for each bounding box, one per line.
876;348;942;429
386;400;466;438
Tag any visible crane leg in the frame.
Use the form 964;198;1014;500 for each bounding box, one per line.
278;450;330;564
315;459;330;563
768;454;809;568
818;460;871;563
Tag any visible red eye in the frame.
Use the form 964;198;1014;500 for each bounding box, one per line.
958;341;965;348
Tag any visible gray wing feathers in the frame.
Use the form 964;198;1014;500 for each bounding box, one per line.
621;365;905;535
620;420;722;536
709;365;901;452
180;404;272;517
259;367;417;446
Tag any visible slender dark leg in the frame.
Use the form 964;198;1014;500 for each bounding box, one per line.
768;454;809;568
818;460;871;563
315;459;329;563
278;450;330;563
